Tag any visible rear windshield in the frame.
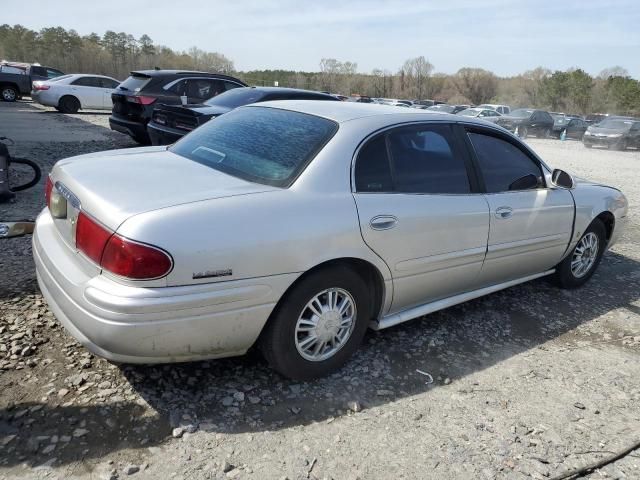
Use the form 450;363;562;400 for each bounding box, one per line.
205;88;267;109
116;74;151;92
597;119;633;130
511;109;534;118
170;107;338;187
427;105;454;113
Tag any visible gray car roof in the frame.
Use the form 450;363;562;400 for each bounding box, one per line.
250;100;492;126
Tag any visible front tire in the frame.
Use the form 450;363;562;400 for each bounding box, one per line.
540;128;551;139
260;266;372;380
554;220;606;289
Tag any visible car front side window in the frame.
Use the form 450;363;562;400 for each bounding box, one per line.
467;132;544;193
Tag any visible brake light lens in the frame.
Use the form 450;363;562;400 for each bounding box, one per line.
102;235;173;279
34;84;50;91
76;212;112;265
126;95;156;105
75;211;172;280
45;176;53;207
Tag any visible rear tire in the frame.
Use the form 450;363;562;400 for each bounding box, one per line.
260;266;371;380
58;96;80;114
518;126;528;139
1;85;17;102
553;219;606;289
540;128;551;139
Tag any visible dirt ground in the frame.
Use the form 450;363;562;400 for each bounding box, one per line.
0;101;639;480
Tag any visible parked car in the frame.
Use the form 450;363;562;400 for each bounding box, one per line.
0;62;65;101
550;114;589;139
583;117;640;150
494;108;555;138
148;87;339;145
347;95;373;103
457;107;502;120
31;74;120;113
426;104;468;114
412;99;436;108
109;70;247;144
35;102;627;380
478;104;511;115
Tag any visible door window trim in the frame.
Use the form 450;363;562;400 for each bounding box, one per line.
351;121;482;196
459;123;551;194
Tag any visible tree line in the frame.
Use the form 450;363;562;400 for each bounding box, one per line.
1;24;639;116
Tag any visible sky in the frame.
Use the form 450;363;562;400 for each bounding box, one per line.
4;0;640;78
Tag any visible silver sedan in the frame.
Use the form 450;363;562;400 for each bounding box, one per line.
33;102;628;379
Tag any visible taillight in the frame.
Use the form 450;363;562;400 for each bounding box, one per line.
75;211;172;280
34;84;50;91
102;235;173;280
45;176;53;207
126;95;156;105
76;212;112;265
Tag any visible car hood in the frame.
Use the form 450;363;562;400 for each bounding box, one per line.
53;146;278;230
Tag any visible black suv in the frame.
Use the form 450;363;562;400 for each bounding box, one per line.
148;86;339;146
109;70;247;144
494;108;554;138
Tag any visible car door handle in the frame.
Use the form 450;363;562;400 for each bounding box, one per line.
495;207;513;219
370;215;398;230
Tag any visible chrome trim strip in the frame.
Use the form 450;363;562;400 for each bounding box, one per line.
372;269;555;330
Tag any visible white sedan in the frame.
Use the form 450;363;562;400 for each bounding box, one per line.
31;74;120;113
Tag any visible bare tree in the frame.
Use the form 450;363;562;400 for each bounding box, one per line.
452;68;498;104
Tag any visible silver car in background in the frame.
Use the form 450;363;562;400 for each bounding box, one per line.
34;102;628;379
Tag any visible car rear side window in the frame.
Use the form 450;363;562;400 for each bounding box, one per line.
467;132;544;193
71;76;101;87
170;107;337;188
388;125;471;194
355;136;393;192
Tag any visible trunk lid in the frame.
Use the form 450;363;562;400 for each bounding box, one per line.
51;146;278;239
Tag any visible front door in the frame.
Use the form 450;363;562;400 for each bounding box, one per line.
465;129;574;285
352;123;490;314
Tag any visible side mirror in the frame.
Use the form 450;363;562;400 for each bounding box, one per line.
0;221;35;238
509;173;540;191
551;169;574;189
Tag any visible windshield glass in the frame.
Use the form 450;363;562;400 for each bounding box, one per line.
427;105;454;113
510;109;534;118
596;118;633;130
170;107;337;187
205;88;266;108
458;108;480;116
48;74;73;82
117;74;151;92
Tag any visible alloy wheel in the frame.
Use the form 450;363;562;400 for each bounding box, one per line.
295;288;356;362
571;232;599;278
2;88;16;102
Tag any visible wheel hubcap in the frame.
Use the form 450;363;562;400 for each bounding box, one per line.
571;232;599;278
295;288;356;362
2;89;15;101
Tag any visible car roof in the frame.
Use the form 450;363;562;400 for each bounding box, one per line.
240;86;335;97
247;100;496;125
131;70;238;79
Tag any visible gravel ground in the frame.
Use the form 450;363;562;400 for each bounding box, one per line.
1;101;639;480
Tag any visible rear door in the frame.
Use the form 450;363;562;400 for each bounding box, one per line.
70;76;103;108
99;77;120;109
353;123;490;314
464;127;574;286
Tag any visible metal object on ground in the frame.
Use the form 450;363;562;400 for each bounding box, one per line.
0;221;35;238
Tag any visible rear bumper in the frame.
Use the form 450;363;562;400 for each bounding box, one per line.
109;115;149;141
582;136;620;148
30;90;58;107
147;122;187;146
33;211;296;364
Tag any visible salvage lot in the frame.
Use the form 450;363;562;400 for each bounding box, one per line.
1;101;639;480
